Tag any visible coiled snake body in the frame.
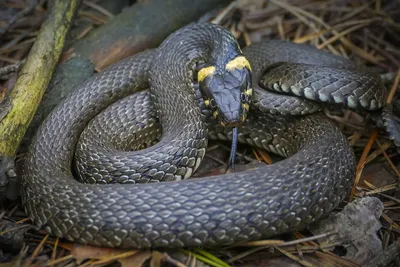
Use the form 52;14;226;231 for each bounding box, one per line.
21;23;386;248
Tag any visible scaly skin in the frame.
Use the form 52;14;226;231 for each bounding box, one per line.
21;23;386;248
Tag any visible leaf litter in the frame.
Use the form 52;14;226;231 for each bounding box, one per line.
0;0;399;266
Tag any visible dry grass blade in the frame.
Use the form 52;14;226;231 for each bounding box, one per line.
277;233;337;247
330;3;371;25
294;232;318;247
375;140;400;177
83;1;114;19
351;129;378;198
317;22;370;49
227;246;270;263
29;238;74;251
0;55;19;64
50;237;59;267
0;224;30;235
76;250;139;267
386;69;400;104
24;234;49;267
274;246;314;267
271;0;385;64
78;11;109;25
211;1;237;24
381;213;400;230
76;25;94;40
0;37;36;54
364;182;397;195
233;239;285;247
233;232;336;247
252;148;262;162
45;254;74;266
268;0;340;54
364;141;392;164
15;217;30;224
378;193;400;205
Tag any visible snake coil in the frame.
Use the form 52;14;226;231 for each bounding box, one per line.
21;23;386;248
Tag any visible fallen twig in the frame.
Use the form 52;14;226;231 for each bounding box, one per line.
0;59;26;80
0;0;80;199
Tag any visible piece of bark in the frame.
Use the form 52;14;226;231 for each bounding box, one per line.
69;0;232;71
309;197;384;265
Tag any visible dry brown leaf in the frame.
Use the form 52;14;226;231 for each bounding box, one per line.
70;245;131;264
240;256;302;267
118;250;152;267
359;163;397;189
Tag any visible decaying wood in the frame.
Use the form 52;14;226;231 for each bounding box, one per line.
69;0;232;71
0;0;80;198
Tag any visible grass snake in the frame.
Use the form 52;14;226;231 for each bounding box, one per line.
21;23;387;248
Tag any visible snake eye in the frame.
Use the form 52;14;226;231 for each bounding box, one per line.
209;98;216;108
240;92;248;103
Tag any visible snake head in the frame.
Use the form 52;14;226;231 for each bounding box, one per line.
198;56;253;127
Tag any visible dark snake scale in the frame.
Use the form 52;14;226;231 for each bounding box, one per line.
21;23;387;248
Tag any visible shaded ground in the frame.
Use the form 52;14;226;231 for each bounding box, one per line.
0;0;399;266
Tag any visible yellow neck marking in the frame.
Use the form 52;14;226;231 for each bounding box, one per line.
245;88;253;96
198;66;216;82
225;56;252;71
